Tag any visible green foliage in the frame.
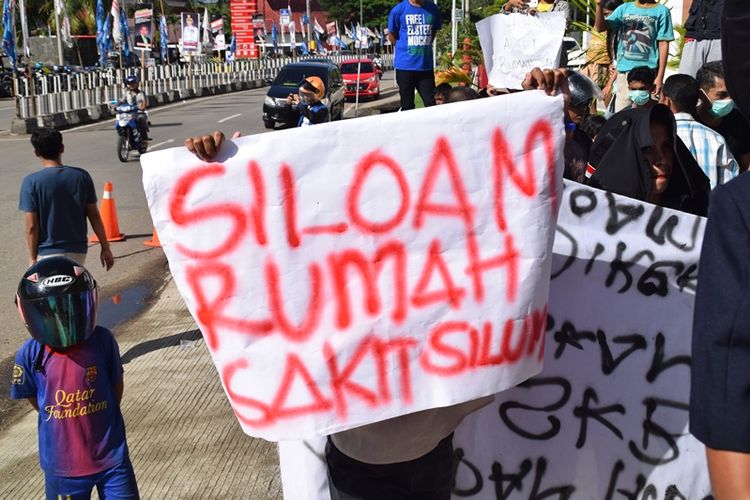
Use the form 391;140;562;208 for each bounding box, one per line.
668;24;686;70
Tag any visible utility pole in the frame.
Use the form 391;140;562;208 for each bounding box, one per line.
451;0;457;56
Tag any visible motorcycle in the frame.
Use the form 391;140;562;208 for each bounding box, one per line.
112;102;148;162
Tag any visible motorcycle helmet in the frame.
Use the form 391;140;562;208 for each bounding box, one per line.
567;71;603;109
125;75;140;86
16;257;98;350
300;76;326;97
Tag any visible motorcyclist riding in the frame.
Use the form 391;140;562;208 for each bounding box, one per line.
121;75;150;141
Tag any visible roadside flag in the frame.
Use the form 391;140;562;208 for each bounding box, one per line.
120;7;130;59
202;7;210;46
54;0;73;48
1;0;15;65
271;23;278;51
160;15;168;62
100;13;112;65
111;0;121;45
96;0;106;65
313;17;324;35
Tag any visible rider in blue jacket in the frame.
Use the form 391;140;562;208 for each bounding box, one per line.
286;76;329;127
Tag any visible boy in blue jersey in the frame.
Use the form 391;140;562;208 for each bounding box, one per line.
10;257;139;499
594;0;674;113
387;0;442;110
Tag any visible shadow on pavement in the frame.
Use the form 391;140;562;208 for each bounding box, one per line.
121;328;202;365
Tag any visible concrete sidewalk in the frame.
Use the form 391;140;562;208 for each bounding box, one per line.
0;272;282;499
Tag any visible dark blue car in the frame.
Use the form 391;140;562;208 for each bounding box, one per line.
263;61;345;129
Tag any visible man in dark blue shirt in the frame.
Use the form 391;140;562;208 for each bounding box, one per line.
387;0;442;110
19;128;114;270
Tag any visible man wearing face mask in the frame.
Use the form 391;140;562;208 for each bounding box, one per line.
286;76;329;127
696;61;750;171
627;67;657;109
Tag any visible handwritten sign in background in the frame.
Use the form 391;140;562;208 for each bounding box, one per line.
278;183;713;500
477;13;566;90
141;93;565;441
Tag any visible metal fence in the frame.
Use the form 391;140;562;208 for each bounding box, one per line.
14;54;394;119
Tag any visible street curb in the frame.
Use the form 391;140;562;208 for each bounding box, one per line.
10;79;265;135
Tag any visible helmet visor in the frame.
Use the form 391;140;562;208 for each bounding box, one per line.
18;290;97;349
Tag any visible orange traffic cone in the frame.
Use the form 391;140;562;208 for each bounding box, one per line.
143;228;161;247
90;182;126;242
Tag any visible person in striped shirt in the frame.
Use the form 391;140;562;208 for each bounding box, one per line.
660;74;738;189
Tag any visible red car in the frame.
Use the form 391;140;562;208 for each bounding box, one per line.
340;58;381;100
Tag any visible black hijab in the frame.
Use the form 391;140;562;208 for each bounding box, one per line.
586;105;710;216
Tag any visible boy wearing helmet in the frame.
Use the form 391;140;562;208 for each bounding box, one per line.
10;257;139;499
286;76;329;127
122;75;150;141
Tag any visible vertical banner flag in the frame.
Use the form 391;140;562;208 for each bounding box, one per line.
134;7;153;51
289;20;296;50
140;91;564;441
313;17;324;35
160;15;168;62
1;0;15;65
54;0;73;48
120;7;131;59
96;0;107;65
202;7;210;47
180;12;199;53
111;0;121;46
271;23;278;51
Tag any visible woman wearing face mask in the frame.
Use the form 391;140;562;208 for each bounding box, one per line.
286;76;329;127
586;105;710;216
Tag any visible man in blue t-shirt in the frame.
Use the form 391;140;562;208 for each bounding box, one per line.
19;128;114;270
387;0;442;110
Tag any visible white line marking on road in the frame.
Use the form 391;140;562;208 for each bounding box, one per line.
218;113;242;123
148;138;175;150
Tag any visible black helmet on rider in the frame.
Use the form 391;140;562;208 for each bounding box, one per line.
16;257;98;350
125;75;140;87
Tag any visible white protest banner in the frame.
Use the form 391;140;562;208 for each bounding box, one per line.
477;13;565;89
141;92;565;441
278;182;712;499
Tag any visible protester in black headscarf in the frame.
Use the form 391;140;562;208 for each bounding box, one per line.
586;104;710;216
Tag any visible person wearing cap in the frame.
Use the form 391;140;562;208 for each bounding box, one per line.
10;257;139;499
19;127;114;271
286;76;329;127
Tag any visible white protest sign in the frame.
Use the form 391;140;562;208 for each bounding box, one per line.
477;13;565;89
141;92;565;441
278;182;712;499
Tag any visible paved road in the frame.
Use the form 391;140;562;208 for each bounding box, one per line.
0;71;398;394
